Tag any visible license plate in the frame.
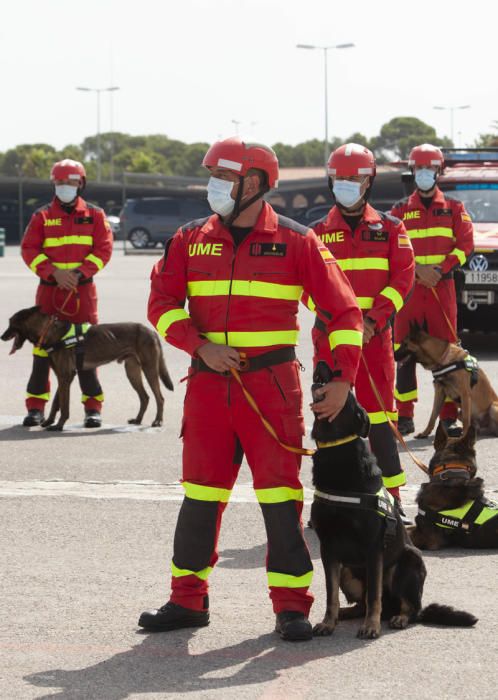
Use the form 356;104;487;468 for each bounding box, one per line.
465;270;498;285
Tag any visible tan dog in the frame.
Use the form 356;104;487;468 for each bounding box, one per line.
396;324;498;439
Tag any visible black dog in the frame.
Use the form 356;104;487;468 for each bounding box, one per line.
310;361;477;639
410;422;498;550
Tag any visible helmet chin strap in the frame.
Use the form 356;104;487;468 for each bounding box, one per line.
224;175;268;227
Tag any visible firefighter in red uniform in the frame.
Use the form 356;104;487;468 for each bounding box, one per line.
310;144;415;516
21;159;113;428
139;138;363;641
391;144;474;435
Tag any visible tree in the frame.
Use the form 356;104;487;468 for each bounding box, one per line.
474;121;498;147
371;117;452;161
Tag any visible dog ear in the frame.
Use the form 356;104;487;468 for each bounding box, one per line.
312;360;334;385
461;424;477;448
434;421;448;451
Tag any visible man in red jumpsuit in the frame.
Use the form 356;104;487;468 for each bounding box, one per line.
21;159;113;428
391;144;474;436
139;138;363;641
310;143;415;517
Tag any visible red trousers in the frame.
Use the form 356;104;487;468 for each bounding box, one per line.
170;361;314;615
394;279;457;420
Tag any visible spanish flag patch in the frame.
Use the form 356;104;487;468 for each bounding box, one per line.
319;247;334;262
398;235;412;248
461;213;472;222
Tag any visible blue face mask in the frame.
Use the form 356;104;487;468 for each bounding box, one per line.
415;169;436;192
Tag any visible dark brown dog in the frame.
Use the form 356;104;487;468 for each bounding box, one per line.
396;323;498;439
409;422;498;550
1;306;173;431
310;362;477;639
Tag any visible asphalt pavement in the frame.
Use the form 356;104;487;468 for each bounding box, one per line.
0;244;497;699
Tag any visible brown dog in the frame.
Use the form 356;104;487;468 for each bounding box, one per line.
409;422;498;550
396;324;498;439
1;306;173;431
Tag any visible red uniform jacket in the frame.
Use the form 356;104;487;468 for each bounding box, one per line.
390;188;474;274
21;197;113;323
148;202;364;384
311;203;415;331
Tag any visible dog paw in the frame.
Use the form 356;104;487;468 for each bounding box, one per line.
128;418;141;425
414;432;430;439
45;424;63;432
151;419;163;427
313;621;336;636
389;615;409;630
40;419;54;428
357;624;380;639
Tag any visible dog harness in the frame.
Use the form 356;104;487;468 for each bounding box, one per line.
418;497;498;533
43;323;90;371
431;354;479;388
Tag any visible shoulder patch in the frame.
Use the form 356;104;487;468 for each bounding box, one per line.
392;197;409;209
277;214;309;236
309;214;328;229
382;211;402;225
86;203;104;213
181;216;210;234
34;203;51;215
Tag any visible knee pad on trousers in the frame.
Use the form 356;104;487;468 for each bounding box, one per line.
369;423;402;478
260;501;312;577
77;369;103;397
27;355;50;395
173;498;220;572
396;356;417;395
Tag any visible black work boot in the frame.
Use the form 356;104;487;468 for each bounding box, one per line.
23;409;44;427
275;611;313;641
398;417;415;436
84;410;102;428
441;418;462;438
138;601;210;631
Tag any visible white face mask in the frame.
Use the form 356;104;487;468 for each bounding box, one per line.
207;177;236;216
333;179;363;209
55;184;78;203
415;168;436;192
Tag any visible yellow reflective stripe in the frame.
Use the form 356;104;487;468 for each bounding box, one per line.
368;410;398;425
43;235;93;248
26;392;50;400
156;309;190;336
188;279;303;301
414;255;446;265
475;506;498;525
338;258;389;271
394;388;418;402
267;571;313;588
182;481;231;502
53;262;81;270
304;295;316;311
357;296;375;309
30;253;49;272
382;472;407;488
393;342;401;352
329;329;363;349
380;286;404;312
205;330;299;347
171;561;212;581
408;227;454;239
85;253;104;270
440;501;473;521
32;347;48;357
255;487;304;504
61;322;90;340
449;247;466;265
81;393;104;402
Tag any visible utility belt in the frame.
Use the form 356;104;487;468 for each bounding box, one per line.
191;346;296;374
40;276;94;287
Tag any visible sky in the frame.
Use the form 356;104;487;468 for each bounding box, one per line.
1;0;496;153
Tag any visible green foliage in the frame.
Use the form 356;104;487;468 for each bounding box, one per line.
474;121;498;147
371;117;452;160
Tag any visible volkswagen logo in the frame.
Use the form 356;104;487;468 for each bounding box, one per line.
469;254;489;272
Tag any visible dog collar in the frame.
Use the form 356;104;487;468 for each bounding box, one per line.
315;434;358;449
431;463;472;480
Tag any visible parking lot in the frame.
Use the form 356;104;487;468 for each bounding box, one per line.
1;245;497;699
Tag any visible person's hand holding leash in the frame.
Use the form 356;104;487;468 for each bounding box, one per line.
363;317;376;344
311;380;350;422
53;269;79;290
415;264;442;288
197;342;240;372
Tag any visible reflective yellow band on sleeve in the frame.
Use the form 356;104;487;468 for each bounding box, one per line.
408;227;454;239
182;481;231;503
338;258;389;271
26;392;50;400
380;286;404;312
368;410;398;425
449;247;466;265
329;329;363;349
171;561;213;581
43;235;93;248
156;309;190;336
81;393;104;403
84;253;104;270
205;330;299;347
188;279;303;301
393;342;401;352
304;295;316;311
267;570;313;589
32;347;49;358
357;296;375;309
382;472;407;488
53;262;81;270
255;487;304;504
414;255;446;265
394;388;418;402
30;254;49;272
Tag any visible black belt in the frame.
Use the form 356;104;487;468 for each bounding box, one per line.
191;346;296;374
40;276;94;287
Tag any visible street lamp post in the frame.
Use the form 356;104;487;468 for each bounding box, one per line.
433;104;470;146
297;42;355;172
76;86;120;181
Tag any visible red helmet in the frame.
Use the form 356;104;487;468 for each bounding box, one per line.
202;137;279;188
328;143;376;178
408;144;444;169
50;159;86;184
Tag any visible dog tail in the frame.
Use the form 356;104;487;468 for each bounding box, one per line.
417;603;477;627
159;349;174;392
